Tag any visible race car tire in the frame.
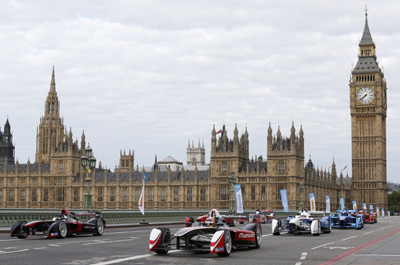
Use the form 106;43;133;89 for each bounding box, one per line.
93;218;105;236
12;221;28;239
57;221;67;239
154;227;170;255
361;219;364;228
324;218;332;233
217;230;232;257
254;224;262;248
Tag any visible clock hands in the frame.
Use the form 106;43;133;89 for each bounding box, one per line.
361;93;368;100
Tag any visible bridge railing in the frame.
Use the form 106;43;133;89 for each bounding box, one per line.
0;209;301;227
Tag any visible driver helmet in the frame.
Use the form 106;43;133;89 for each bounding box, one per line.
205;217;215;227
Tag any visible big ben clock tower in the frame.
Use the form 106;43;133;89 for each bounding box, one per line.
350;9;388;210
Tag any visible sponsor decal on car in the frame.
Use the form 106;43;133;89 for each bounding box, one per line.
216;247;224;252
238;233;255;239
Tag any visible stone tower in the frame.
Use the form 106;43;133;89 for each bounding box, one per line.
35;67;66;163
0;119;15;166
349;10;387;209
186;139;205;166
266;122;304;209
119;149;134;172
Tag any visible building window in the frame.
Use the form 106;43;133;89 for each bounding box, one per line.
187;187;192;202
59;161;64;172
148;188;153;202
57;189;64;201
10;179;13;185
201;187;206;201
32;178;37;185
251;185;256;201
0;189;3;202
21;178;25;185
44;178;49;185
276;184;285;201
161;188;166;202
32;189;37;202
222;162;228;173
123;188;128;202
58;177;64;184
242;185;246;200
74;189;79;202
0;179;3;185
135;189;140;202
220;186;228;200
44;189;49;201
174;188;179;201
279;161;285;173
261;185;266;200
98;188;103;202
9;190;14;202
110;189;115;202
20;190;26;202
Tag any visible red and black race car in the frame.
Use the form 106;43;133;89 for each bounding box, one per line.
358;210;377;224
151;209;262;257
10;208;106;239
185;210;242;227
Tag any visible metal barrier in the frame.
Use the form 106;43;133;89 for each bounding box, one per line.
0;209;301;227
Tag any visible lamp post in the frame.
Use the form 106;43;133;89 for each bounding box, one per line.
228;171;236;212
81;144;96;209
299;183;304;211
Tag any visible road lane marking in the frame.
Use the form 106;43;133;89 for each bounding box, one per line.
0;249;29;255
262;234;273;237
32;247;48;250
363;231;374;235
92;250;181;265
321;229;400;265
295;263;302;265
311;242;335;250
82;238;137;245
342;236;357;241
354;254;400;257
300;252;307;260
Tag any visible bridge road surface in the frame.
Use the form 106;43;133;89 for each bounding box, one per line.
0;216;398;265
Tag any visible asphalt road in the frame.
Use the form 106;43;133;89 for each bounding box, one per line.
0;216;399;265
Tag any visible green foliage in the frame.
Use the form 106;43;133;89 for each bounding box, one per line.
388;190;400;213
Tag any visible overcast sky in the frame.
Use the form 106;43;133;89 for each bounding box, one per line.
1;1;399;183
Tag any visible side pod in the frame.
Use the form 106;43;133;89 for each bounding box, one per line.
272;219;280;235
149;228;162;251
210;230;225;253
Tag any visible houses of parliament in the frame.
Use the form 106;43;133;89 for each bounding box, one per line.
0;12;388;211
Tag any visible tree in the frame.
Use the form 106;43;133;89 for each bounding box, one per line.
388;191;400;214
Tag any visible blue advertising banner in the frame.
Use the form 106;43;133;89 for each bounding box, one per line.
340;198;345;210
233;184;243;213
388;211;391;216
376;207;380;216
325;195;330;213
362;203;367;210
381;208;385;216
280;189;289;212
369;205;373;214
352;200;357;210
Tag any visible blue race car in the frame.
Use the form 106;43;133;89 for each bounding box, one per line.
272;208;331;236
330;208;363;230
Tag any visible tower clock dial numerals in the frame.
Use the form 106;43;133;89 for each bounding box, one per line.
357;87;374;104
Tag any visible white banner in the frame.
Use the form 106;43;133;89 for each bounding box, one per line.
234;184;243;213
325;195;330;213
138;173;146;215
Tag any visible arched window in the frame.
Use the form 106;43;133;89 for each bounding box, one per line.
222;162;228;172
279;161;285;173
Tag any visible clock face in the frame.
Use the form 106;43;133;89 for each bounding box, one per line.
357;87;374;104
